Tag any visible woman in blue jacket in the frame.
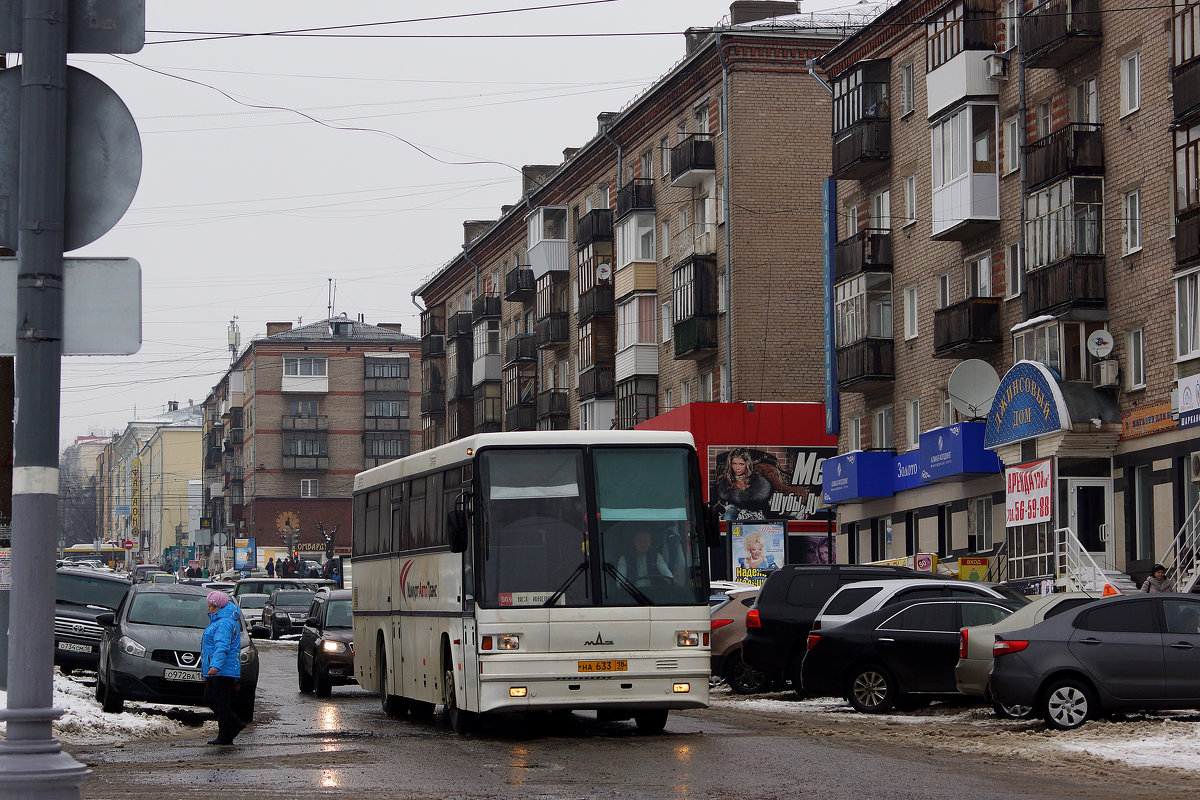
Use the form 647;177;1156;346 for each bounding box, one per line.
201;591;244;745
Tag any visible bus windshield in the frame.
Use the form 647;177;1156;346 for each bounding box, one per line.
477;446;706;608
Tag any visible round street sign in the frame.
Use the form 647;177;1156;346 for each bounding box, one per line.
124;540;134;551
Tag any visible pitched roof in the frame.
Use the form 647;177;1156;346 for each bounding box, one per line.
259;316;418;344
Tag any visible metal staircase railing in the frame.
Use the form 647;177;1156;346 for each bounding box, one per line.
1054;527;1112;593
985;539;1008;583
1161;498;1200;594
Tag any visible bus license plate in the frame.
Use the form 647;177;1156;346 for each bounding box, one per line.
577;660;627;673
163;669;203;682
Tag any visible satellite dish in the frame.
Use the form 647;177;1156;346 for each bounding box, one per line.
1087;329;1114;358
947;359;1000;420
596;262;612;281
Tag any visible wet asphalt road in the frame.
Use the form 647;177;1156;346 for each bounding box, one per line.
72;639;1196;800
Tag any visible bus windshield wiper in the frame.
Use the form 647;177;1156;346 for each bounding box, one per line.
602;562;654;606
543;561;588;607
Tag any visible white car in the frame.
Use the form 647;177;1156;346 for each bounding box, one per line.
812;578;1030;633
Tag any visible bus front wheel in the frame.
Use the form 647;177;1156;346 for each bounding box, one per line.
378;649;404;717
444;667;475;734
633;709;668;734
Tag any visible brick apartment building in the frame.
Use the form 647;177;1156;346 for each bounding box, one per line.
202;316;420;567
412;4;848;573
818;0;1200;587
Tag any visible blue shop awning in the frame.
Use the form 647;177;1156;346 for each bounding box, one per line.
822;450;894;504
893;450;930;492
920;421;1001;482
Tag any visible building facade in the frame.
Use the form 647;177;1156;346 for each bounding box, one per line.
818;0;1200;588
202;316;420;568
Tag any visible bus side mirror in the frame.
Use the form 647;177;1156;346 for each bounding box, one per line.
448;510;469;553
705;504;721;549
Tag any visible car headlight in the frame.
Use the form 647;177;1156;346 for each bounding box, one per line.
239;646;254;665
321;640;347;654
117;635;146;658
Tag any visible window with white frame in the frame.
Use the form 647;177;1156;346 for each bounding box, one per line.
1176;121;1200;214
967;496;992;552
904;285;919;339
873;406;894;450
680;380;692;406
938;388;957;426
1074;77;1099;124
1013;321;1062;374
701;370;713;401
1001;0;1019;50
967;252;991;297
366;400;406;418
1035;101;1052;139
639;149;653;180
1123;189;1142;253
844;202;858;237
660;136;670;176
905;398;921;450
849;415;863;451
903;174;917;225
301;479;318;498
900;61;915;116
665;387;674;411
616;212;655;267
1003;116;1019;174
616;294;657;352
1025;177;1103;268
870;188;891;230
1013;319;1106;381
1120;51;1141;116
1126;327;1145;389
473;318;500;356
661;220;671;259
284;356;327;376
661;301;673;342
1006;242;1023;298
834;273;893;347
1177;270;1200;360
718;271;727;313
937;271;954;309
930;104;996;193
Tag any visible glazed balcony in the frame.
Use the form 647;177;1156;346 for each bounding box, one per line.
835;338;894;392
535;312;570;348
282;455;329;472
504;334;536;365
504;265;535;303
225;465;244;486
448;371;473;402
421;334;445;359
933;297;1002;358
282;415;328;431
364;376;409;393
832;118;891;181
673;315;718;359
578;365;615;400
615;178;655;220
670;133;716;188
1025;124;1104;192
1177;209;1200;269
579;285;614;323
420;392;446;416
1021;0;1102;70
1024;256;1107;318
834;228;893;282
576;208;614;248
536;389;569;420
505;402;536;431
1175;57;1200;124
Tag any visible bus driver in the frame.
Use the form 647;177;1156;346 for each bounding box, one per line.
617;531;674;586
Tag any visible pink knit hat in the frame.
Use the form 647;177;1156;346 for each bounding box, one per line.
206;591;229;608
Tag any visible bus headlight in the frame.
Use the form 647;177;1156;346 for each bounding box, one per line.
497;634;520;651
675;630;699;647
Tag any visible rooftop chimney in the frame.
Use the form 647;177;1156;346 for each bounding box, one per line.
562;147;579;163
730;1;800;25
266;322;293;336
377;323;404;334
463;220;495;245
501;204;516;216
596;112;619;134
521;165;557;195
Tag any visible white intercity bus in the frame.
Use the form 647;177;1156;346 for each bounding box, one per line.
351;430;715;733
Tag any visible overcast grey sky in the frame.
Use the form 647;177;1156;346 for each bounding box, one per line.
53;0;871;448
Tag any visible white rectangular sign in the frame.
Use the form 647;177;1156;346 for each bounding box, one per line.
0;257;141;355
1005;458;1053;527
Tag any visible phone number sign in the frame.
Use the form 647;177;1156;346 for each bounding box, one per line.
1005;458;1053;527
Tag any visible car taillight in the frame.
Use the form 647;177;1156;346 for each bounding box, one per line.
711;618;734;630
993;639;1029;657
958;629;968;659
806;633;821;650
745;609;761;629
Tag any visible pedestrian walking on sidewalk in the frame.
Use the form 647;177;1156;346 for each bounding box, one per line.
1141;564;1173;593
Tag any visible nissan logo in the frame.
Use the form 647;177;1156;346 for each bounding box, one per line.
179;652;197;665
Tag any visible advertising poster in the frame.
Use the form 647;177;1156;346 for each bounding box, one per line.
1005;459;1053;527
732;522;786;585
710;446;836;526
796;533;834;564
234;537;256;570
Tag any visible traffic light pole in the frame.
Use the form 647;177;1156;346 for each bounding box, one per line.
0;1;90;797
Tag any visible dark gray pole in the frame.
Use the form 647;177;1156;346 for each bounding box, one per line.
0;0;90;797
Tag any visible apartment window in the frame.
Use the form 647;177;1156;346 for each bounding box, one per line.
1177;270;1200;360
938;388;956;426
366;400;406;418
1134;465;1154;560
694;101;710;135
900;61;915;116
639;149;653;180
926;3;965;72
1001;0;1019;51
701;370;713;401
616;212;655;267
616;294;657;351
1025;178;1103;268
1123;189;1142;253
849;415;863;451
661;220;671;258
718;271;728;313
967;496;991;553
473;318;500;356
660;136;670;176
844;202;858;237
1006;242;1023;299
1035;102;1052;139
368;438;407;457
665;388;674;411
905;398;921;450
616;378;657;429
834;272;893;347
931;104;995;191
290;399;319;417
870;188;891;230
1013;321;1063;374
680;380;692;406
1074;77;1099;124
1127;327;1146;389
904;285;919;339
1002;116;1019;174
367;359;409;378
284;356;327;377
873;406;894;450
528;206;567;245
578;321;595;372
937;271;954;309
301;479;318;499
1120;51;1141;116
1177;122;1200;214
966;252;991;297
903;174;917;225
288;438;327;456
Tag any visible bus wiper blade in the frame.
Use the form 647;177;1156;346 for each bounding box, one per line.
602;562;654;606
543;561;588;607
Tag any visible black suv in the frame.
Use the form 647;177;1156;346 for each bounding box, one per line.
740;564;941;691
55;568;133;673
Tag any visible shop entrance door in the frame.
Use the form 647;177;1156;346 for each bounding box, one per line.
1069;479;1113;570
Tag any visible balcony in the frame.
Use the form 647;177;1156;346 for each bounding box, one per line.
448;371;473;401
835;338;894;392
505;403;537;431
282;455;329;471
579;365;615;400
536;389;569;420
933;297;1002;358
420;392;446;416
229;427;244;446
504;334;536;365
447;400;473;440
1020;0;1102;70
1024;256;1107;318
1175;58;1200;124
472;294;502;321
421;334;445;359
615;178;655;220
1177;210;1200;269
282;415;328;431
535;312;569;348
1025;124;1104;192
447;311;473;340
504;265;535;303
670;134;716;188
674;315;718;359
364;376;409;393
834;228;893;282
576;208;614;248
225;465;244;486
832;119;891;180
579;285;614;322
365;415;407;432
614;260;657;301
